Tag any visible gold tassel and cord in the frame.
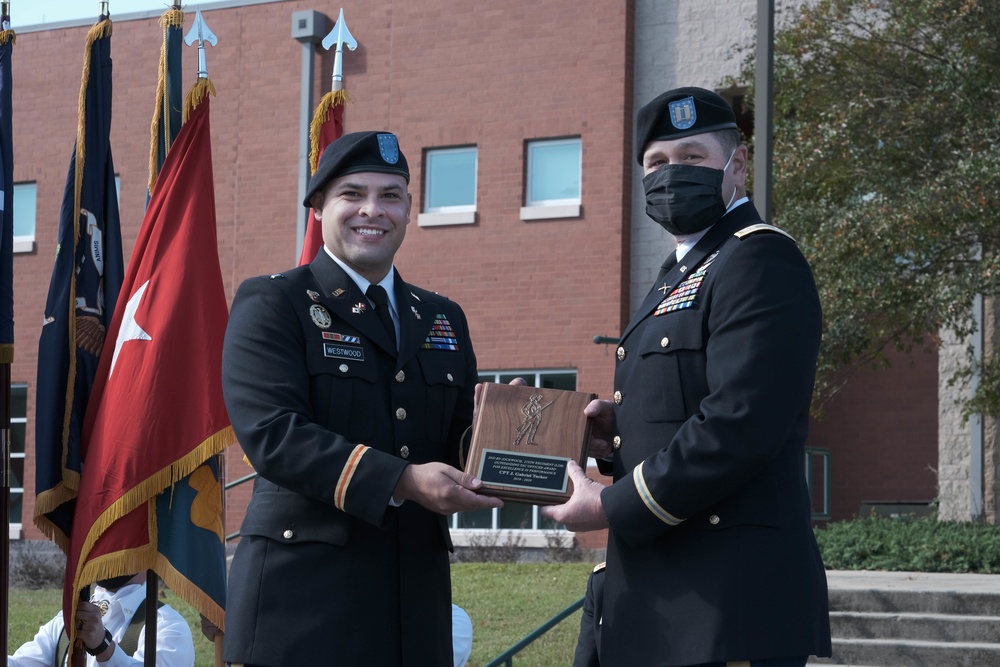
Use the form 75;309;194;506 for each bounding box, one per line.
308;89;352;174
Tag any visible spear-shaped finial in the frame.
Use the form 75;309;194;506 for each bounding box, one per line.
184;7;218;79
321;8;357;92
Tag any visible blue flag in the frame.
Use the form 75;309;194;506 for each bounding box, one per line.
0;23;14;357
148;8;184;195
34;19;124;551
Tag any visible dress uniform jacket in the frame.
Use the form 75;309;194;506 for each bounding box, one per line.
221;251;475;667
599;201;832;666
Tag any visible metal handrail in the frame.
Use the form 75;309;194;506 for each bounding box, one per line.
805;446;831;520
484;597;585;667
224;471;256;542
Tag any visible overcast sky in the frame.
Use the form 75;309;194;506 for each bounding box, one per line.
17;1;167;26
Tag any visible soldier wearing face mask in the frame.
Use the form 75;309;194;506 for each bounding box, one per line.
542;87;832;667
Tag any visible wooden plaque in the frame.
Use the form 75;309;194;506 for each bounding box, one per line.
465;383;598;505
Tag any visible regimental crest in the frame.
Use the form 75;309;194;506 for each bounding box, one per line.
306;290;321;303
310;304;332;329
668;96;697;130
377;133;400;164
654;250;719;316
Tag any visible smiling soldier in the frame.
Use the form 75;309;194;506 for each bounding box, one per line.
221;131;502;667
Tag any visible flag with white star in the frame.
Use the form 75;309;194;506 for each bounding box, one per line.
64;78;233;638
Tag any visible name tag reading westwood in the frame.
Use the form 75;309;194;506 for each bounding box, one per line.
465;383;597;505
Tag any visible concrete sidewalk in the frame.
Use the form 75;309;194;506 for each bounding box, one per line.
826;569;1000;594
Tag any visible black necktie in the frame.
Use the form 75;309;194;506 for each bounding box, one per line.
366;284;397;351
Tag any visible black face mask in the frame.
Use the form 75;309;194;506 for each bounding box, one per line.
96;574;135;591
642;151;736;236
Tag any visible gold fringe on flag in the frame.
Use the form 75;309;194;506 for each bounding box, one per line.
0;30;16;46
0;344;12;364
308;89;353;174
41;18;115;550
147;8;185;195
183;77;217;123
69;425;236;640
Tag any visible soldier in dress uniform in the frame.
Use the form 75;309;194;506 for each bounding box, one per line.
543;88;833;667
221;131;502;667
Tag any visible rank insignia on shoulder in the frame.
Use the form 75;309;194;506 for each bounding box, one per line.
269;273;285;280
734;223;796;242
310;304;332;329
306;290;321;302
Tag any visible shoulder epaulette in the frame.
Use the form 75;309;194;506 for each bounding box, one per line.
733;223;796;243
269;273;285;280
593;561;606;573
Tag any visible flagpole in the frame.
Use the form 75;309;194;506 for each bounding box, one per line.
0;3;11;658
215;452;226;667
145;572;158;665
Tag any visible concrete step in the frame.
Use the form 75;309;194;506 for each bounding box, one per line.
810;638;1000;667
828;588;1000;616
831;610;1000;643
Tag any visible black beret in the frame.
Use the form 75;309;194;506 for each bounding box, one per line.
304;131;410;206
635;87;738;164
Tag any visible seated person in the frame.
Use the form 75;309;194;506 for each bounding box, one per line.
8;571;195;666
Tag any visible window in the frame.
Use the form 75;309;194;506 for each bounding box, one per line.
9;383;26;539
418;146;477;227
521;138;582;221
450;370;577;547
12;182;36;253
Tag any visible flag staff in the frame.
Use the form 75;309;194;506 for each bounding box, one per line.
0;3;12;660
99;1;108;19
323;8;356;93
185;8;217;80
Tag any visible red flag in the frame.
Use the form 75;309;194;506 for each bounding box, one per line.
298;89;349;265
64;80;234;638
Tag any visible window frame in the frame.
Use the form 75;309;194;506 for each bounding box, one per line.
9;382;26;539
12;182;37;254
520;137;582;221
418;145;478;227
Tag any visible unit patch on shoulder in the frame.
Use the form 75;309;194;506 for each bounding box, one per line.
734;223;796;243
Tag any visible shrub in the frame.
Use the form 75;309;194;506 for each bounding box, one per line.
815;515;1000;573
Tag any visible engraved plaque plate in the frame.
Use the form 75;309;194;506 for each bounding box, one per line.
465;383;597;505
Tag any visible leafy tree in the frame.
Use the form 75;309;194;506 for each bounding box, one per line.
736;0;1000;414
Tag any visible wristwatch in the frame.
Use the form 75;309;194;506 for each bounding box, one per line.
85;628;114;656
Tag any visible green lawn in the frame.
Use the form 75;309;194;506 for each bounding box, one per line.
8;562;596;666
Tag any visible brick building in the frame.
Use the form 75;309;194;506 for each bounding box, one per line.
10;0;941;553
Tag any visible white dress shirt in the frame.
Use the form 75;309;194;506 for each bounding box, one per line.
325;247;400;344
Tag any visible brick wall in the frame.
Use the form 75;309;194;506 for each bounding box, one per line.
13;0;632;542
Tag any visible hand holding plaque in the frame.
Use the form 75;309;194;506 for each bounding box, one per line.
465;383;598;505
